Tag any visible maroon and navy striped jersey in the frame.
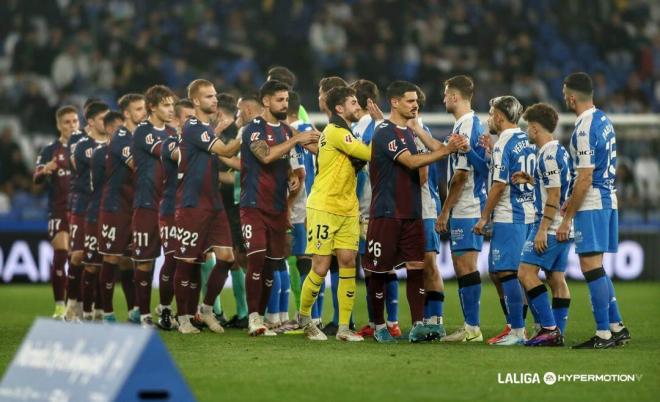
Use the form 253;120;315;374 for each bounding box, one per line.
176;118;224;211
100;126;134;213
132;120;168;210
71;136;105;215
240;117;292;213
160;135;179;217
66;130;86;211
34;139;71;214
369;120;422;219
86;143;107;223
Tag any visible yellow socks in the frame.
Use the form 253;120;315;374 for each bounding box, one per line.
300;270;324;317
338;267;356;327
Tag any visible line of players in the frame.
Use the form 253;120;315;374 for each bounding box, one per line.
35;69;630;347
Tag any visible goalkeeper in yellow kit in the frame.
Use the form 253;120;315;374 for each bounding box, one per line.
298;86;371;341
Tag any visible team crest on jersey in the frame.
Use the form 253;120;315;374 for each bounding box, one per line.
146;134;154;145
85;148;93;158
388;140;398;152
122;146;130;158
201;132;211;142
168;141;176;151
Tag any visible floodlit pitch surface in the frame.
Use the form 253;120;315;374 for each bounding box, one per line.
1;282;658;402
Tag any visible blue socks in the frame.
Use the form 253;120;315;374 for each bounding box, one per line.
527;284;555;328
279;262;290;318
457;271;481;326
385;272;399;322
606;276;622;324
584;267;610;331
552;297;570;334
266;264;282;318
424;291;444;321
501;273;524;329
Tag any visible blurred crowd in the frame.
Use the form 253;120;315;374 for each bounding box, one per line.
0;0;658;224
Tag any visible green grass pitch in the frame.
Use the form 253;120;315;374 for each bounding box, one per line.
1;281;658;402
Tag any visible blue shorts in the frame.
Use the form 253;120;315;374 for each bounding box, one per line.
574;209;618;254
449;217;483;253
291;223;307;256
520;224;572;272
489;222;531;272
423;218;440;253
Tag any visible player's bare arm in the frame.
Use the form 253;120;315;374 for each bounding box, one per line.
210;137;241;158
218;171;234;185
218;155;240;170
437;169;468;233
288;123;320;154
534;186;561;253
474;181;506;235
249;131;319;164
557;166;593;242
396;135;466;170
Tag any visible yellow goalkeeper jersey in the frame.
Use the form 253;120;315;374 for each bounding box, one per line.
307;114;371;216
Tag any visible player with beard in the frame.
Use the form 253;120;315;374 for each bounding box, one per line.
315;76;349;335
558;72;630;348
155;98;194;330
473;96;536;346
363;81;465;343
70;102;110;321
80;112;123;322
62;100;101;321
34;105;80;319
434;76;488;343
350;79;403;339
98;94;147;323
173;79;241;334
195;92;245;327
241;80;319;336
298;86;370;341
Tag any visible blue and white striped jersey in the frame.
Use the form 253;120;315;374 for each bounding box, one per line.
534;140;573;234
414;127;441;219
490;128;537;224
353;114;381;217
447;111;487;219
291;120;316;193
569;107;618;211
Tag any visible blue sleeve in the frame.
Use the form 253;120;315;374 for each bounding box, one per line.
465;148;489;176
356;169;366;198
362;120;375;145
